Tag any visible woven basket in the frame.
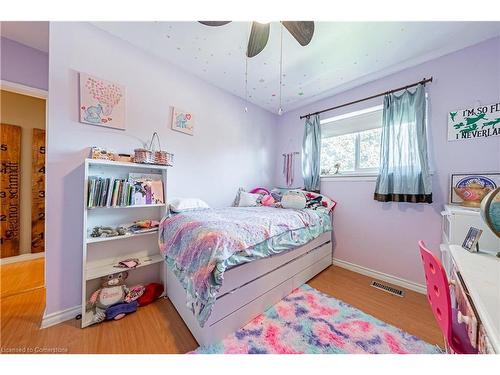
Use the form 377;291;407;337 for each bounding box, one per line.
134;132;174;166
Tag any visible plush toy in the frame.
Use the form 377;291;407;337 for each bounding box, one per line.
281;190;307;209
86;271;131;325
260;194;276;206
138;283;164;306
90;226;127;238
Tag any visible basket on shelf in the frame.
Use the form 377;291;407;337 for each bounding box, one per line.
134;132;174;166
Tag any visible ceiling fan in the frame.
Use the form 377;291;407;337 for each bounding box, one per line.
199;21;314;58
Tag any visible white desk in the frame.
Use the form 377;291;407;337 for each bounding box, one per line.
447;244;500;353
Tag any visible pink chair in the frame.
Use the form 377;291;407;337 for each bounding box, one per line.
418;240;477;354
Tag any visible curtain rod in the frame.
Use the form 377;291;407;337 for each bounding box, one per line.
299;77;433;120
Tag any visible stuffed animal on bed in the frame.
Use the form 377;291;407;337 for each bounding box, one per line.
86;271;132;325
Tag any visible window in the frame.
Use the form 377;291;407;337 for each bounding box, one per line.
320;105;383;176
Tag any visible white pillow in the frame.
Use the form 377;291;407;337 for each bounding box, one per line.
169;198;210;212
238;191;261;207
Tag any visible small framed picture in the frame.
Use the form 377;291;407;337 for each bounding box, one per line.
450;173;499;205
462;227;483;252
171;107;194;136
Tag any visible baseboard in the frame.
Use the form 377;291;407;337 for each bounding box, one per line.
40;305;81;329
39;260;424;329
332;258;427;294
0;252;44;265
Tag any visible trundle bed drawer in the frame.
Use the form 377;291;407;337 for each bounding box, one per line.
219;232;331;295
207;242;332;325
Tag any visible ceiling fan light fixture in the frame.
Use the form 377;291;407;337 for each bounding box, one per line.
254;20;271;25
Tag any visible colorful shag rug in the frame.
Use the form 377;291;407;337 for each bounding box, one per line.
193;284;442;354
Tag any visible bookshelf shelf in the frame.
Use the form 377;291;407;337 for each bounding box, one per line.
87;203;166;210
86;253;164;280
87;158;170;170
86;229;158;244
82;158;168;329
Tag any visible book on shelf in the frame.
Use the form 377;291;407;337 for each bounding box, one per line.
87;174;163;208
129;173;165;205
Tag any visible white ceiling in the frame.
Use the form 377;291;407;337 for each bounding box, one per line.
3;22;499;114
93;21;500;114
0;21;49;52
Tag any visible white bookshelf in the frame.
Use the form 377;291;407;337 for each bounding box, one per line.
81;158;169;328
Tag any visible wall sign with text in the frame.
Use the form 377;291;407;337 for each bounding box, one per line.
448;102;500;141
31;129;45;253
0;123;21;258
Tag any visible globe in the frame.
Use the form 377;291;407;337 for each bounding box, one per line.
480;187;500;238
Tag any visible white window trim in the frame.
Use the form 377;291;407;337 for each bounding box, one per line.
320;104;383;125
321;173;378;182
320;105;383;178
321;170;434;182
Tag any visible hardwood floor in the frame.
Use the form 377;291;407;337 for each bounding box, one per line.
0;260;443;353
0;258;44;298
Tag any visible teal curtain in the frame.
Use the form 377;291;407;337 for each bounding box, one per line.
374;84;432;203
302;114;321;192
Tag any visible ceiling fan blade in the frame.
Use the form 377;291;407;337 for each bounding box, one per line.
247;22;270;58
281;21;314;46
198;21;232;27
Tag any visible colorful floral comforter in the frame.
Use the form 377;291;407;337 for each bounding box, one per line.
159;206;332;327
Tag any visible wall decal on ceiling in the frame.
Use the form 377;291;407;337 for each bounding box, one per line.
79;73;126;130
171;107;194;136
448;102;500;141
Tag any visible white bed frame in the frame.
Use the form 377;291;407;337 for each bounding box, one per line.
166;231;333;346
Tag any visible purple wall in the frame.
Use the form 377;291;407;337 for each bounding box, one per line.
46;22;278;316
274;37;500;285
0;37;49;90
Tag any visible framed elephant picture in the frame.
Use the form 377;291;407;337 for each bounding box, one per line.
79;73;126;130
171;107;194;136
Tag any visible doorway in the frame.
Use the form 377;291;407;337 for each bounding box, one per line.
0;86;46;297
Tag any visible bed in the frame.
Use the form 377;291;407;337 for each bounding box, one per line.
159;205;333;346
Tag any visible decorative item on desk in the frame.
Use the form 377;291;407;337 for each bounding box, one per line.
450;173;499;207
480;187;500;237
171;107;194;135
462;227;483;253
134;132;174;166
480;187;500;257
79;73;126;130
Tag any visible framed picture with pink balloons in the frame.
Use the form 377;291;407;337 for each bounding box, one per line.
79;73;126;130
171;107;194;136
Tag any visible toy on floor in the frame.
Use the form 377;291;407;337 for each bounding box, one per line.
125;284;146;303
105;300;138;320
138;283;164;306
86;271;131;325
